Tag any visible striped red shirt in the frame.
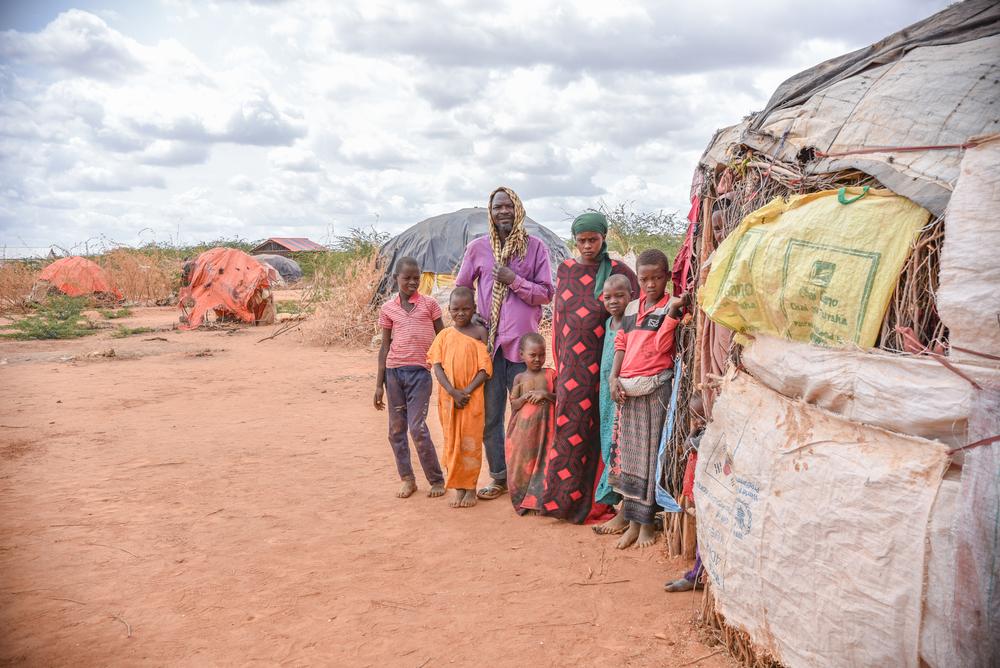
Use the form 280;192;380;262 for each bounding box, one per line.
378;292;442;369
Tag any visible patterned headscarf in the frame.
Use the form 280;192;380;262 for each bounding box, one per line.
571;212;611;298
486;186;528;353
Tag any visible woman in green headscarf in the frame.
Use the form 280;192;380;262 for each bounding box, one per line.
539;212;639;525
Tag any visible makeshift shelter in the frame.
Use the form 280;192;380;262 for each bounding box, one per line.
662;3;1000;667
377;207;570;296
31;256;121;301
250;237;326;256
254;254;303;284
179;248;276;330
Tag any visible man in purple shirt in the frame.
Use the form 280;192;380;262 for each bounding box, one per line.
455;187;553;500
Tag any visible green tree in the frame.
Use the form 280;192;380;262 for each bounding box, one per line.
573;202;685;259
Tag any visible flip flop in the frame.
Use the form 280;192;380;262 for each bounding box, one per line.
476;481;507;500
592;523;629;536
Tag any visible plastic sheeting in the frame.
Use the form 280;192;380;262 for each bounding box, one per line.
695;373;949;668
919;472;960;668
179;248;276;330
377;207;570;294
699;188;928;348
35;256;121;299
952;387;1000;666
938;135;1000;365
698;1;1000;217
253;254;303;284
741;335;1000;446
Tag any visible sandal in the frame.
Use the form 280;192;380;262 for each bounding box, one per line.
476;480;507;500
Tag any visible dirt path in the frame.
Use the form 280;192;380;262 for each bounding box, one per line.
0;308;729;667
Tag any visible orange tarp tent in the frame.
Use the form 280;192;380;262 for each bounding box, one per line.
179;248;276;330
36;256;121;298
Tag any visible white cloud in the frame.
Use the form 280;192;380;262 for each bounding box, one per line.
269;146;322;172
0;9;145;80
57;164;166;192
228;174;256;192
138;140;211;166
0;1;955;253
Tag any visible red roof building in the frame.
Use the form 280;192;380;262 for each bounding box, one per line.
250;237;327;256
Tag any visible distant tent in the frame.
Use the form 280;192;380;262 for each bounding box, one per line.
378;207;570;295
33;256;121;300
254;254;303;284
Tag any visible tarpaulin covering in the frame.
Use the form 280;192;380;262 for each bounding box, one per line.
698;1;1000;217
36;256;121;299
695;373;949;668
253;254;303;284
179;248;275;330
377;207;570;294
938;135;1000;365
920;472;961;668
741;335;1000;447
951;386;1000;666
699;188;928;348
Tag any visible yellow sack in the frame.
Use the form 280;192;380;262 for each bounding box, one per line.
417;272;457;295
699;188;929;348
418;272;437;295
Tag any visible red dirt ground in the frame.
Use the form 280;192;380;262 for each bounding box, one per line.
0;306;731;667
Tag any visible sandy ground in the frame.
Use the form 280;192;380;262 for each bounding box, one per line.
0;305;731;667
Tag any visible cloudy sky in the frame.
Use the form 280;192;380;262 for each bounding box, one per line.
0;0;951;256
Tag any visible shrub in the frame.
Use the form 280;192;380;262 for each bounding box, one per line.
100;307;133;319
305;253;383;347
2;296;96;340
576;201;686;260
100;249;181;304
0;260;40;314
111;325;155;338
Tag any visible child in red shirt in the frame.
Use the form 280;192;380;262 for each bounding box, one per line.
607;249;689;549
374;257;446;500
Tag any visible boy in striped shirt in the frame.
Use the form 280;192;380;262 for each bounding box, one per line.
374;257;446;499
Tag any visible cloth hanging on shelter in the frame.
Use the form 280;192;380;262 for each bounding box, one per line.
671;196;699;297
699;188;928;349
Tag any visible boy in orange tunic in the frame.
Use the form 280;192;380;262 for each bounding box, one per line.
428;287;493;508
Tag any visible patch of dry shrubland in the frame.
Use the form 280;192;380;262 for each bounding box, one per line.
100;249;181;304
304;253;384;348
0;261;38;313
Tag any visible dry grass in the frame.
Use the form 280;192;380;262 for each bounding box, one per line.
699;583;784;668
305;253;384;348
877;216;946;352
0;261;38;314
100;249;181;305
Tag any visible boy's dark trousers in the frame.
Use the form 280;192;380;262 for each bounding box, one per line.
385;366;444;484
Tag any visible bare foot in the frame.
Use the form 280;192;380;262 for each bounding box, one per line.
635;523;657;548
459;489;478;508
593;513;629;535
449;490;464;508
615;521;640;549
526;509;541;516
427;483;445;498
397;478;417;498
